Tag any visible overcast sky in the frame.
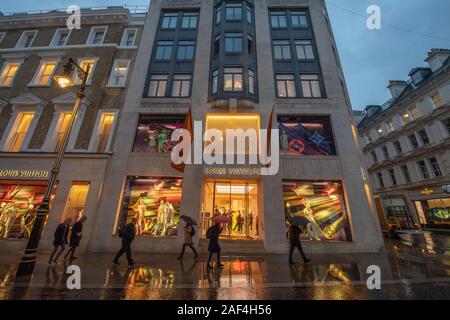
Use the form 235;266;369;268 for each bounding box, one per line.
1;0;449;110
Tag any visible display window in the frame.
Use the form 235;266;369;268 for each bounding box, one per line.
278;116;337;156
118;176;183;237
201;179;259;240
382;197;415;229
282;180;351;241
0;182;46;240
132;115;185;153
415;198;450;226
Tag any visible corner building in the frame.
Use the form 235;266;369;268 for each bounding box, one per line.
88;0;383;255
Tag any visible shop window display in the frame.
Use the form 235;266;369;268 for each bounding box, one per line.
132;115;185;153
278;116;336;156
282;180;351;241
415;198;450;226
118;177;183;237
0;184;46;240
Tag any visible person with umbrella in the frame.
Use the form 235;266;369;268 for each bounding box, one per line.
288;217;311;265
178;215;198;260
206;215;228;268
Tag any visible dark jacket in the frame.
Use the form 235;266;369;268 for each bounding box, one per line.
69;221;83;247
207;224;222;253
53;223;69;246
288;225;301;244
121;223;136;243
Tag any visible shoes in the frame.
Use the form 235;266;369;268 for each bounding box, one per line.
304;258;311;264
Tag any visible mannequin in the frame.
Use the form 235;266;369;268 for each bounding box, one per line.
153;200;166;236
0;202;8;237
304;202;322;241
19;204;34;239
147;130;157;149
161;202;173;236
136;199;146;235
4;203;19;239
157;130;168;153
280;130;289;151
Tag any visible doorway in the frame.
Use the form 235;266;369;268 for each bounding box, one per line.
62;182;90;222
201;179;259;240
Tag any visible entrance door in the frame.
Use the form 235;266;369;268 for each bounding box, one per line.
62;182;90;222
202;179;259;240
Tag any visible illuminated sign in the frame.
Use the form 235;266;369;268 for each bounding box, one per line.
420;188;434;195
204;167;261;176
0;169;49;179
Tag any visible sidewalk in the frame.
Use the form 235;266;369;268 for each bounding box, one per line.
1;233;449;300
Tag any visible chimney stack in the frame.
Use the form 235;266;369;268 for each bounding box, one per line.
425;48;450;72
387;80;407;99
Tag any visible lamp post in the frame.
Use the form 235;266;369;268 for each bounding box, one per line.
16;58;90;277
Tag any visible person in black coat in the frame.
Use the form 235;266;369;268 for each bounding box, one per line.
64;215;88;261
206;222;224;268
113;217;137;266
48;218;72;265
288;224;311;265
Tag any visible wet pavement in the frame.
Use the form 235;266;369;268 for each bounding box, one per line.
1;232;449;300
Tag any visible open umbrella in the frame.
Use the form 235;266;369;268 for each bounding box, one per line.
180;215;197;226
213;215;231;224
289;216;310;226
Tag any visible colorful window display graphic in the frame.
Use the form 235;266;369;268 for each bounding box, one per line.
133;115;185;153
417;198;450;225
278;116;336;156
119;177;183;237
283;180;351;241
0;184;46;240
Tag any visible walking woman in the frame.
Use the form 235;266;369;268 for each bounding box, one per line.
206;222;223;268
65;215;88;261
48;218;72;266
177;222;198;260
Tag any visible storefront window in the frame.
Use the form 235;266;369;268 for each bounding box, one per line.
282;180;351;241
201;180;259;240
118;176;183;237
132;115;185;153
278;116;337;156
0;183;46;240
416;198;450;226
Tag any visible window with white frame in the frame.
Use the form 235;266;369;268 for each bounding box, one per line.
148;74;168;97
108;59;130;87
432;93;444;108
276;74;296;98
87;26;107;45
291;11;308;28
428;157;442;177
300;74;321;98
4;112;35;152
171;74;191;97
95;112;116;153
0;32;5;44
121;29;137;47
51;29;70;47
161;12;178;29
0;62;21;86
31;60;58;86
417;160;430;179
54;112;72;152
295;40;314;60
181;12;198;29
73;58;97;85
16;31;37;48
273;40;291;60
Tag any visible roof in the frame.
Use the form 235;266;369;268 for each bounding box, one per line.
357;55;450;130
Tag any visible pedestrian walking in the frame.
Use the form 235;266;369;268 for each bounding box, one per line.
48;218;72;265
288;223;311;265
113;217;137;266
64;214;87;261
206;222;223;268
177;222;198;260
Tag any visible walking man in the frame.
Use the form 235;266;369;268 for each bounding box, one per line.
113;217;137;267
177;222;198;260
206;222;223;268
48;218;72;265
288;223;311;265
64;214;87;261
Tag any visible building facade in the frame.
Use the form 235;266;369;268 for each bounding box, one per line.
88;0;383;255
357;49;450;233
0;6;145;252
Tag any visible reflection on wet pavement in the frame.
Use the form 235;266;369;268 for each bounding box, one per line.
1;233;450;300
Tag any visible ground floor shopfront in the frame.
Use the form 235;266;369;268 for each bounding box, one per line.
373;183;450;232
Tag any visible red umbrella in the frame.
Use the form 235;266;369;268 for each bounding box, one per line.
214;215;231;224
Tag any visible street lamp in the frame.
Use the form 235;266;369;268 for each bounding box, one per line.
16;58;91;277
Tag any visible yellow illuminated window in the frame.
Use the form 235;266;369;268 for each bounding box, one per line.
432;94;443;108
0;63;20;86
9;112;34;152
205;114;260;155
34;61;56;85
74;59;95;84
55;113;72;152
97;113;115;153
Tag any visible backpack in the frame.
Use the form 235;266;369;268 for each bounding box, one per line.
190;226;196;237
